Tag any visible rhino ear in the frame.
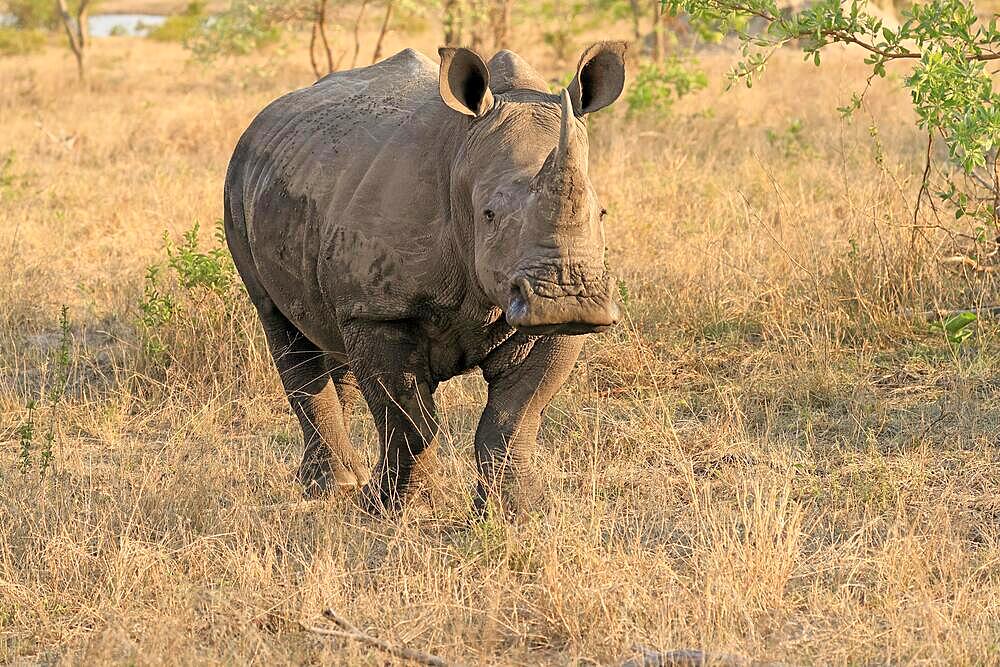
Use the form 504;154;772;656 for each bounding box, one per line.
438;47;495;117
567;41;627;116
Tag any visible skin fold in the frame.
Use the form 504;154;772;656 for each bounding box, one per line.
224;42;627;516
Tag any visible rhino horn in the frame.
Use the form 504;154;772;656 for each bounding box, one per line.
531;89;587;226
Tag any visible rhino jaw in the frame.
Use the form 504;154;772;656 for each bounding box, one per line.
505;274;620;336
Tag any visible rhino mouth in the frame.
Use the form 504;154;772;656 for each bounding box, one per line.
505;274;620;336
513;322;614;336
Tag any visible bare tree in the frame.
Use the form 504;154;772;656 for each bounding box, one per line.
467;0;486;52
442;0;509;51
309;0;335;79
650;0;664;61
628;0;643;41
56;0;92;81
371;0;395;63
443;0;463;45
351;0;370;68
489;0;512;50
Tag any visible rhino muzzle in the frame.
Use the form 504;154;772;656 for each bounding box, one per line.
505;273;620;335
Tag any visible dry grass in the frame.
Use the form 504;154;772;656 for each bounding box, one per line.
2;17;1000;666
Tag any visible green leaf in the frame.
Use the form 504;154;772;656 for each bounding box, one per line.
943;311;977;335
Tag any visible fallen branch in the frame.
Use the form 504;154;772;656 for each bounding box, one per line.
939;255;1000;273
301;609;452;667
622;645;747;666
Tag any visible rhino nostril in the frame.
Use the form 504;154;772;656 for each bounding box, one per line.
607;299;621;324
507;277;531;322
509;280;523;301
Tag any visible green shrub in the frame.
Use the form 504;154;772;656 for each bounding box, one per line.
765;119;813;158
185;1;282;61
136;221;259;385
4;0;57;30
16;305;72;477
667;0;1000;230
625;58;708;117
147;1;206;43
138;221;237;359
0;26;45;55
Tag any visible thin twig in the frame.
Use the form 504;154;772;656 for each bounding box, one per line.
914;132;933;228
737;190;815;278
300;609;453;667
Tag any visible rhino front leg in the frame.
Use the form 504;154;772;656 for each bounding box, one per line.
475;335;585;518
259;303;369;497
342;321;439;515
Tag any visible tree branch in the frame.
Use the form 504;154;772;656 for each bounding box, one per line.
690;0;1000;62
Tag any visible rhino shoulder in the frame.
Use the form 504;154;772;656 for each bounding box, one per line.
234;47;439;190
314;48;437;88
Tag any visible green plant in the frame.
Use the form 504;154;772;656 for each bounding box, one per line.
137;220;242;370
686;11;750;43
147;1;206;43
765;118;812;158
4;0;58;29
165;221;235;293
530;0;627;61
664;0;1000;230
17;401;36;473
625;57;708;117
0;26;45;56
16;306;72;476
185;0;284;61
0;151;18;195
617;278;630;306
930;311;977;346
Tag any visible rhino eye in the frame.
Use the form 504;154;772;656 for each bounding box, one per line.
599;208;608;220
483;209;496;224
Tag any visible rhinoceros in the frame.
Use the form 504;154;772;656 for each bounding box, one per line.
224;43;626;516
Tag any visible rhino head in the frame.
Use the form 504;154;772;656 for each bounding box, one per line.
438;43;627;336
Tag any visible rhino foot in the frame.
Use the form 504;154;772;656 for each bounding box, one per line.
298;455;370;499
356;480;403;517
472;472;548;523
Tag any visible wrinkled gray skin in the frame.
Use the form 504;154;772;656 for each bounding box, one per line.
225;43;627;516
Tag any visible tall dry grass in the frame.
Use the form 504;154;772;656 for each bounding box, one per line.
1;16;999;666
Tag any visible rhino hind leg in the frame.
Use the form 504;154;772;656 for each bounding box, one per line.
258;302;370;497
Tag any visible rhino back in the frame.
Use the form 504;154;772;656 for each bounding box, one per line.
227;49;455;347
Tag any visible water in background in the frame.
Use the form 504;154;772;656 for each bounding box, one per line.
88;14;167;37
0;14;168;38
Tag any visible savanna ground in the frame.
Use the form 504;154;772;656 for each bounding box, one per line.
2;6;1000;665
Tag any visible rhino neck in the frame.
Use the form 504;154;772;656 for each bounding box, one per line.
434;114;509;325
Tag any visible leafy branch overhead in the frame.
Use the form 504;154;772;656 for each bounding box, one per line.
665;0;1000;225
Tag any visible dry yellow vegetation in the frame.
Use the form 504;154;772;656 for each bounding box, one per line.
1;18;999;666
